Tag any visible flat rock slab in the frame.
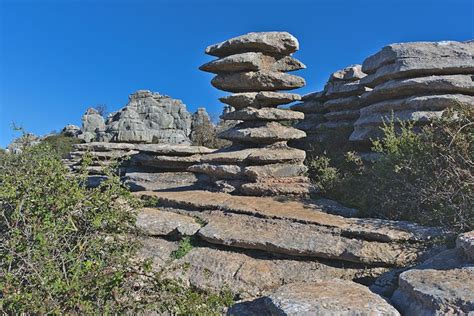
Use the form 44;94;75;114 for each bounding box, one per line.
197;212;423;266
457;231;474;262
240;177;313;197
165;246;387;299
133;190;446;243
136;208;201;236
205;31;299;58
123;171;200;192
73;142;137;152
211;71;305;93
200;52;305;73
199;147;306;164
220;92;301;109
134;237;179;272
134;144;214;155
392;267;474;315
130;153;202;170
222;107;304;121
264;280;400;316
360;74;474;105
219;122;306;144
329;64;367;82
290;99;325;114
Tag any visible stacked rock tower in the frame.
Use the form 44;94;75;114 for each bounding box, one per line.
190;31;312;196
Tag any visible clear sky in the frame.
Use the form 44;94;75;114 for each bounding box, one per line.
0;0;473;148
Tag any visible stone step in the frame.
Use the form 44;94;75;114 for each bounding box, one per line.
129;153;201;170
136;208;201;237
133;190;446;243
163;245;387;299
199;147;306;164
123;171;200;192
240;177;313;197
134;144;214;155
196;212;425;266
200;52;305;74
211;71;305;93
219;92;301;110
222;107;304;121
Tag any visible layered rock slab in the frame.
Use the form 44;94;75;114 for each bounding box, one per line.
219;92;301;109
136;208;201;237
211;71;305;93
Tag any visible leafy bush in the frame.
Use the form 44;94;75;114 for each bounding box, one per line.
307;105;473;233
43;134;84;158
191;122;231;149
0;144;233;314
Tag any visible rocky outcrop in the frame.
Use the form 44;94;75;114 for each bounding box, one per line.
80;108;106;142
63;142;213;189
61;124;81;137
350;41;474;146
191;31;311;196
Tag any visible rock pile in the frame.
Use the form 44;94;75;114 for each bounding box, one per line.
291;65;370;149
191;32;311;196
63;142;213;190
350;41;474;146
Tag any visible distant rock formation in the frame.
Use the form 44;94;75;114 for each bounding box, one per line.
76;90;193;145
190;31;311;196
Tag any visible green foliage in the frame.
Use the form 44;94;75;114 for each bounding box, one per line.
191;122;231;149
307;105;473;233
172;236;195;259
0;144;233;313
42;134;84;158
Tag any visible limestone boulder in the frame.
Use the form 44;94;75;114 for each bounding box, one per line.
205;31;299;58
61;124;81;137
123;172;200;192
243;163;307;180
392;267;474;315
134;237;179;272
219;122;306;144
457;231;474;262
200;147;306;164
211;71;305;93
200;52;305;73
330;64;367;81
240;177;313;197
136;208;201;237
219;92;301;109
222;107;304;121
263;281;400;316
188;163;243;179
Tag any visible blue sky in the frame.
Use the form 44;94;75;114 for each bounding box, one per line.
1;0;473;148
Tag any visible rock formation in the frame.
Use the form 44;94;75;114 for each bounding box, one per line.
190;31;311;196
61;124;81;138
80;108;106;143
63;142;213;190
350;41;474;147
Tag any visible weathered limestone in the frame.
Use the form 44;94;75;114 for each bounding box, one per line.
136;208;201;237
350;41;474;145
260;281;400;316
80;108;106;142
191;31;311;196
457;231;474;262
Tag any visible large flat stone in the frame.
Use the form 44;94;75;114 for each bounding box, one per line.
360;93;474;116
134;144;214;155
73;142;137;152
360;74;474;105
324;81;371;99
243;163;307;180
294;113;326;131
329;64;367;82
200;52;305;73
211;71;305;93
362;41;474;86
457;231;474;262
354;109;445;128
136;208;201;236
188;163;243;179
323;95;363;112
392;267;474;315
240;177;313;197
129;153;202;170
134;237;179;272
205;31;299;58
290;99;325;114
199;147;306;164
324;109;360;121
264;281;400;315
219;122;306;144
220;92;301;110
197;212;425;266
165;246;387;298
134;190;446;243
123;171;200;192
222;107;304;121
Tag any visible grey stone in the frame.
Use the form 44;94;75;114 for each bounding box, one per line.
362;41;474;86
290;99;326;114
135;190;447;243
200;147;306;164
222;107;304;121
103;90;192;144
360;74;474;105
73;142;137;152
294;113;326;131
324;80;372;99
329;64;367;82
219;92;301;110
324;109;360;121
123;172;200;192
136;208;201;236
134;237;179;272
205;31;299;58
219;122;306;144
61;124;81;137
200;52;305;73
81;108;105;142
264;280;400;316
134;144;214;155
211;71;305;93
188;163;243;179
322;95;363;112
243;163;307;180
197;212;427;266
129;153;202;170
457;231;474;262
240;177;313;197
392;267;474;315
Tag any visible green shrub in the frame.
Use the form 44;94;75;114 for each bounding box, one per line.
0;144;233;314
307;105;473;233
172;236;196;259
42;134;84;158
